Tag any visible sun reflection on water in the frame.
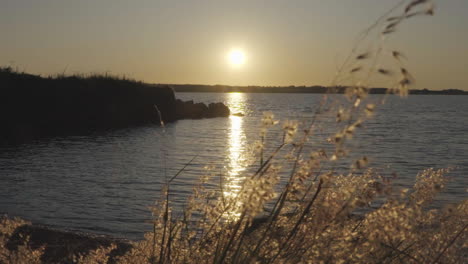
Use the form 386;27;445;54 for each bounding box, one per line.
224;93;248;219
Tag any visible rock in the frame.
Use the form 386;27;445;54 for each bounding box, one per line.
207;102;230;118
176;99;230;119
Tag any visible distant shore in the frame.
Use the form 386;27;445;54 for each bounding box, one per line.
171;84;468;95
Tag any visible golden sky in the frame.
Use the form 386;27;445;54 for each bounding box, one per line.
1;0;467;90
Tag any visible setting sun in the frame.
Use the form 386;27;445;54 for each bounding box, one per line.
227;49;246;67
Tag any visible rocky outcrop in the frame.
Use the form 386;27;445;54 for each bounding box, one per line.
176;99;230;119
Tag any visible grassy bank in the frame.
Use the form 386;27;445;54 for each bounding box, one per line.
0;67;176;144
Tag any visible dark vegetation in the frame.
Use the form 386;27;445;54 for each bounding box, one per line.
0;67;175;143
0;67;229;144
172;84;468;95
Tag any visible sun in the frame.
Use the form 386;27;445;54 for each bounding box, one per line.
227;49;246;67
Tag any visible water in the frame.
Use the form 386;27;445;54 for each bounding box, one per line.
0;93;466;239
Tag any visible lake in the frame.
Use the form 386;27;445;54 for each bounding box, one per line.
0;93;466;239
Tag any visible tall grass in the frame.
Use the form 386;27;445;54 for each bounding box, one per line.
1;0;466;263
116;1;466;263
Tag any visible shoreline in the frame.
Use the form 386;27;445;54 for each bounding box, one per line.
171;84;468;95
1;215;133;263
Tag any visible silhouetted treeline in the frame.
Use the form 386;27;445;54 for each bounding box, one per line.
171;84;468;95
0;67;178;144
409;88;468;95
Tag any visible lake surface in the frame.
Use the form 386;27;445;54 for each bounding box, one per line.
0;93;467;239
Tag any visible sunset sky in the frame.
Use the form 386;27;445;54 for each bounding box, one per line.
1;0;467;90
